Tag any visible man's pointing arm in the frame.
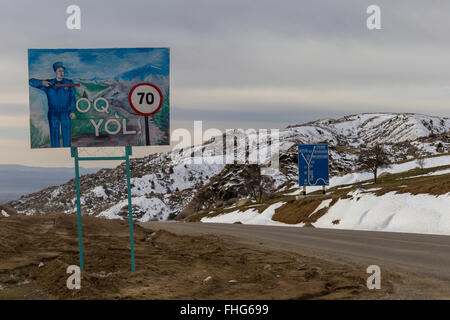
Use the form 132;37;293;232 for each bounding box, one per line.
29;78;52;91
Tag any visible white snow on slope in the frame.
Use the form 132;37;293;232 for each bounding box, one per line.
50;188;60;199
310;199;333;216
98;196;170;222
131;162;225;196
1;210;9;217
302;113;450;145
91;186;108;199
314;190;450;235
200;202;300;226
202;190;450;235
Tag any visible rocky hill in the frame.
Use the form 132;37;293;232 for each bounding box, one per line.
7;113;449;221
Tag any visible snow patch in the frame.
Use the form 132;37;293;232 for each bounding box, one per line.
91;186;108;199
310;199;333;216
50;188;61;199
314;191;450;235
98;196;170;222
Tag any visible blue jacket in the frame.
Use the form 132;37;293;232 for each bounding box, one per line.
29;78;76;113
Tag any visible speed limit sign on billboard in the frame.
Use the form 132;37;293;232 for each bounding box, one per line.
128;83;164;145
128;83;163;116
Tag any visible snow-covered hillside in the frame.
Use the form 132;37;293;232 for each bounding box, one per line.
290;113;449;146
313;191;450;235
201;191;450;235
7;113;450;224
200;153;450;235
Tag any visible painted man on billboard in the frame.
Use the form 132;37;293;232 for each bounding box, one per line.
29;62;76;148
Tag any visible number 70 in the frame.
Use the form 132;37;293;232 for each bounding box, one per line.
137;92;154;104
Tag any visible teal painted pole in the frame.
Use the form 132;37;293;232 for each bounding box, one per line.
71;147;85;271
125;146;136;272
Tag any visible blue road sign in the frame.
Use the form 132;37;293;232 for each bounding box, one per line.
298;144;329;186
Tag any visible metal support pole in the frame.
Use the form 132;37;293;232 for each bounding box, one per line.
125;146;136;272
144;116;150;146
322;185;326;195
302;186;306;196
71;147;85;271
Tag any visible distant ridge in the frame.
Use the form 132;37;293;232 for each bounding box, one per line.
0;165;99;204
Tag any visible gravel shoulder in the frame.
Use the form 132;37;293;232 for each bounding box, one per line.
140;221;450;299
0;214;398;299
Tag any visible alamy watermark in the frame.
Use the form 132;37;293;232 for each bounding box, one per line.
65;5;380;31
66;5;81;30
66;265;81;290
366;265;381;289
367;5;381;30
170;121;279;176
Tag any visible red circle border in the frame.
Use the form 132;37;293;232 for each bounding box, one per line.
128;83;164;116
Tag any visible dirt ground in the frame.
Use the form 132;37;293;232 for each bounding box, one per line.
0;213;395;300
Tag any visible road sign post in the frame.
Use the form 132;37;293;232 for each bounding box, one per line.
144;116;150;146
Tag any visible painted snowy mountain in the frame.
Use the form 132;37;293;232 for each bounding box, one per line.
116;63;169;81
6;113;450;225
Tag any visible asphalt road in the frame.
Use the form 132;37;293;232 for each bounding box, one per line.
139;222;450;282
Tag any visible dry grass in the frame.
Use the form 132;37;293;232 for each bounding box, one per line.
271;197;331;224
367;166;450;196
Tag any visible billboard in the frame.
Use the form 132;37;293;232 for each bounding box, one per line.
298;144;329;186
28;48;170;148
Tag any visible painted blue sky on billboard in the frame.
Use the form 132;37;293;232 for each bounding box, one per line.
28;48;170;149
28;48;169;80
298;144;329;186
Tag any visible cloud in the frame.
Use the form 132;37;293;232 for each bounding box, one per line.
1;0;450;167
0;115;28;129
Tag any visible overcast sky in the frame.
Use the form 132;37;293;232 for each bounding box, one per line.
0;0;449;167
